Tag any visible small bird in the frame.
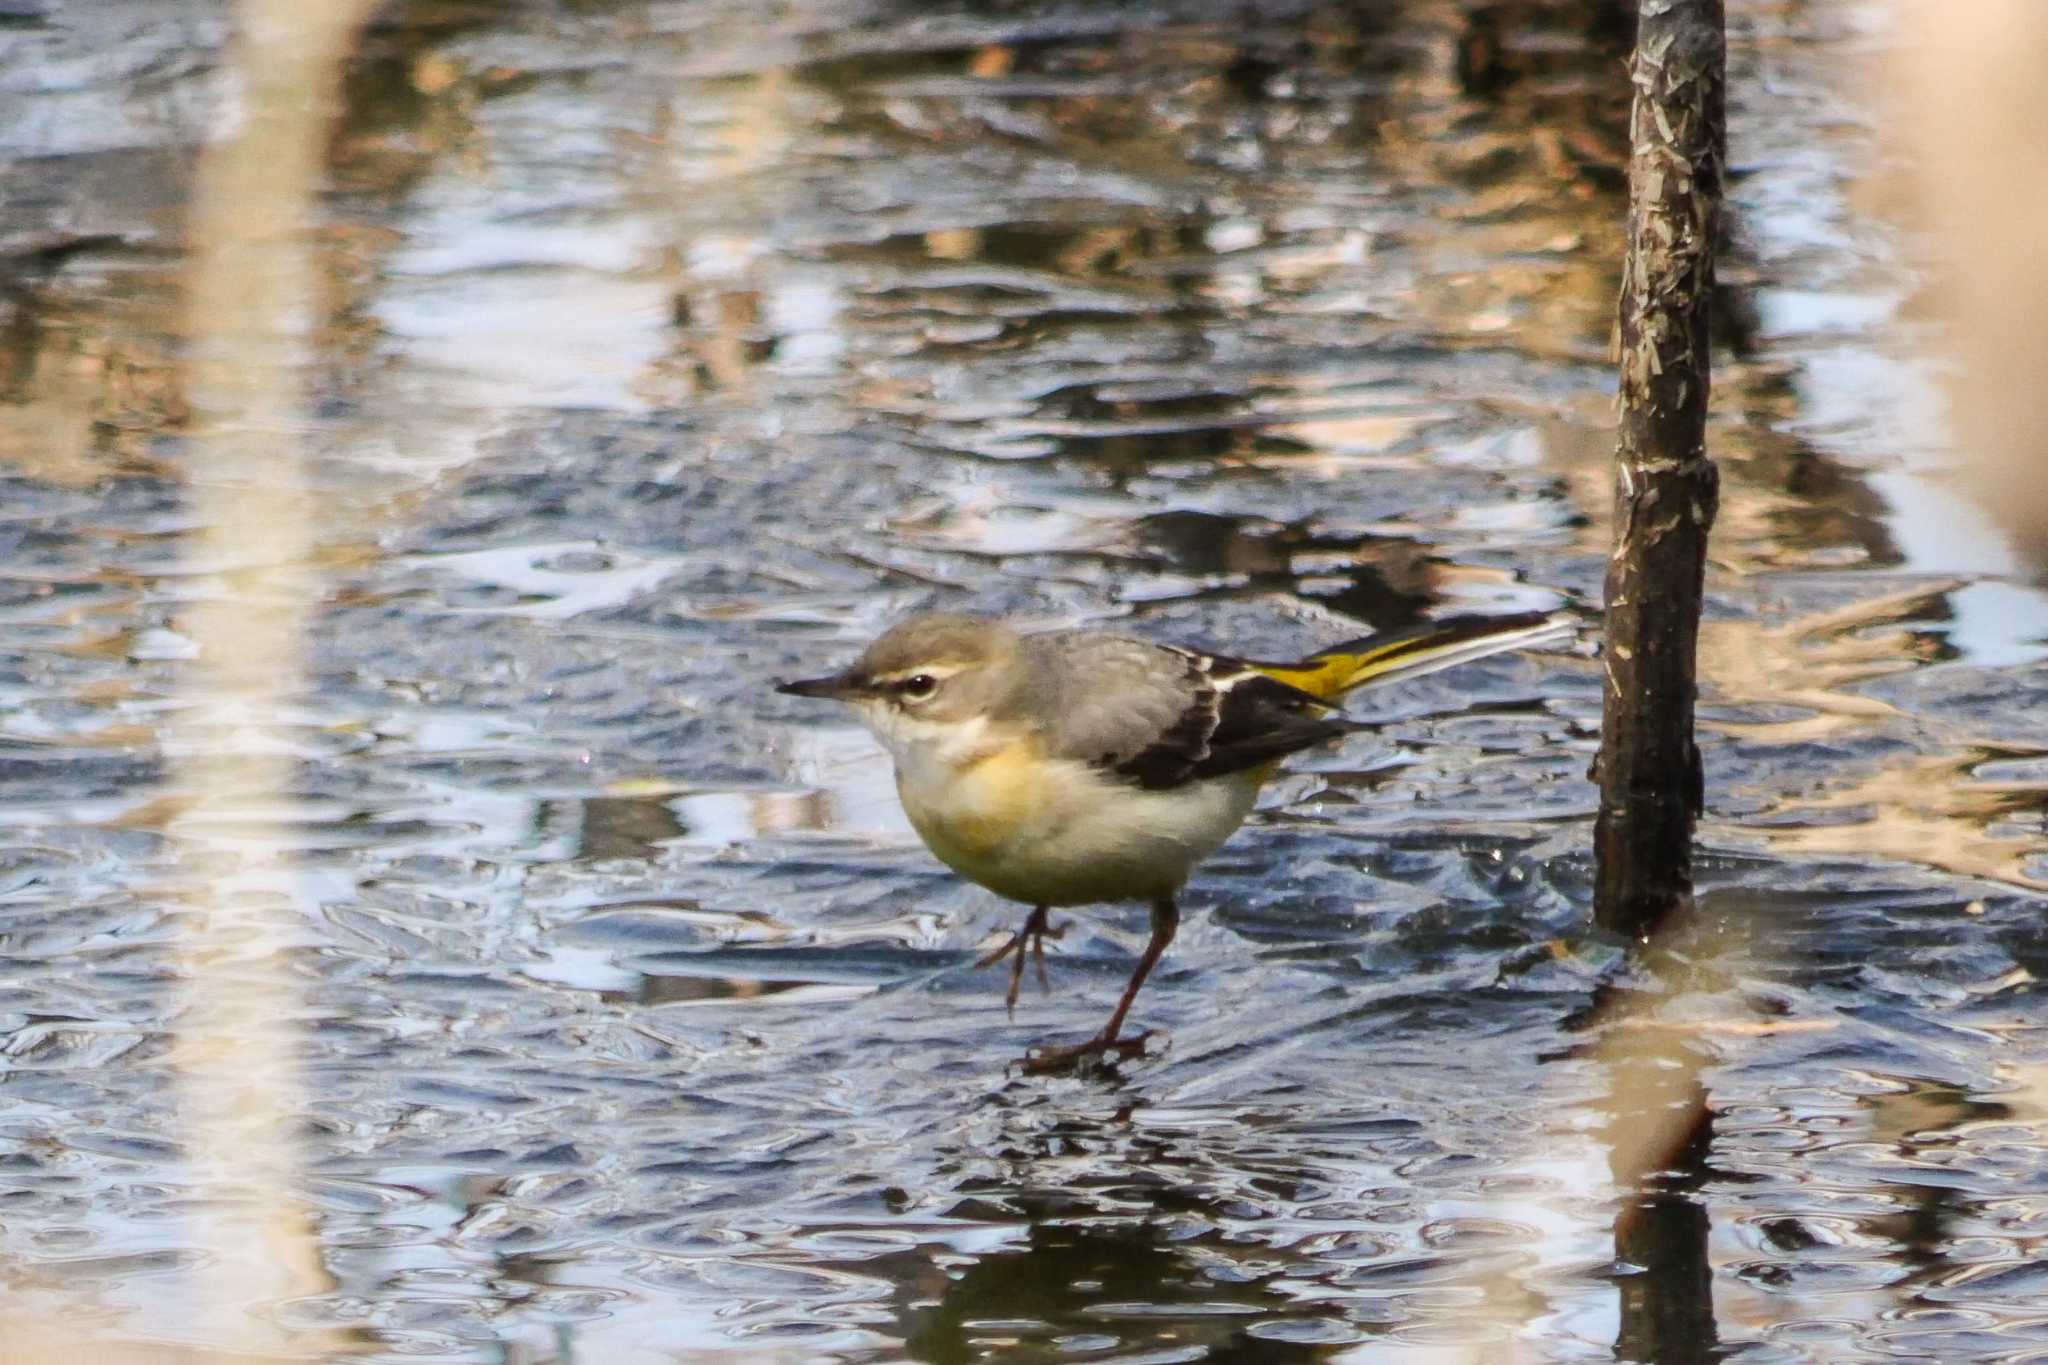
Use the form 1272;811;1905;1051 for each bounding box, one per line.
777;610;1569;1070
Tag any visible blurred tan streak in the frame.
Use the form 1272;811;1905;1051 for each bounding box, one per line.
1893;2;2048;568
1749;750;2048;892
0;1337;265;1365
1594;982;1713;1179
155;0;371;1357
645;68;793;400
1698;584;1939;744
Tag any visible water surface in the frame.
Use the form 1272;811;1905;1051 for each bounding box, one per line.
3;0;2047;1360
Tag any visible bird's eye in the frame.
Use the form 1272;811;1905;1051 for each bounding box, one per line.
900;673;938;700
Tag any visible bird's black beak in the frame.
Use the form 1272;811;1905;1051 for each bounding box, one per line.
775;671;862;701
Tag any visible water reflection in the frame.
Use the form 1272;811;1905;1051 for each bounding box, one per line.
569;795;684;862
891;1097;1551;1363
1611;1074;1718;1365
900;1216;1330;1363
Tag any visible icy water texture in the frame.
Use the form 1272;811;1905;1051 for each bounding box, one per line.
4;0;2048;1360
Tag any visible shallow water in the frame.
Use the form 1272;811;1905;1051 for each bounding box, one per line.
3;0;2048;1360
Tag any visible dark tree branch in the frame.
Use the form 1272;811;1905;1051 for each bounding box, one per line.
1594;0;1725;937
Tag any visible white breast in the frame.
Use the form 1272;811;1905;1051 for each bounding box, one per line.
898;746;1261;907
1000;763;1263;905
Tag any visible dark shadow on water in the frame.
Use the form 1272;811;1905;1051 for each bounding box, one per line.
899;1215;1333;1364
1610;1059;1720;1364
887;1105;1405;1364
569;793;685;862
1132;510;1447;627
1613;1103;1718;1363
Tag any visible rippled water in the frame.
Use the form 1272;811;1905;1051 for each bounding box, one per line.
4;0;2048;1360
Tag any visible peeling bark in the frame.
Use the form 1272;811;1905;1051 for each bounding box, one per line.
1594;0;1724;937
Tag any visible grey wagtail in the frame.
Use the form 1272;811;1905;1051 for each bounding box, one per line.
777;610;1570;1070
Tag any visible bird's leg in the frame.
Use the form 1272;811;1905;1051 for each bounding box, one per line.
1023;895;1179;1074
1098;894;1178;1042
974;904;1063;1014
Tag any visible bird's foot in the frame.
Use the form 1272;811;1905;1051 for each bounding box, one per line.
974;906;1064;1014
1018;1029;1159;1076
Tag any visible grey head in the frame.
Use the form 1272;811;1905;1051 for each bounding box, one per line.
775;613;1026;725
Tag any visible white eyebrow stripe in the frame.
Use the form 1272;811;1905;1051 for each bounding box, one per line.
872;663;967;684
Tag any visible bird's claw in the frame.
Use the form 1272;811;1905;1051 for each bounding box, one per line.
1019;1029;1158;1076
974;907;1063;1015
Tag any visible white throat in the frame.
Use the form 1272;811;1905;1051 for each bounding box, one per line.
856;703;994;790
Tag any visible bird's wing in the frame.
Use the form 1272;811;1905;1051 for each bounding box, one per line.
1028;633;1351;791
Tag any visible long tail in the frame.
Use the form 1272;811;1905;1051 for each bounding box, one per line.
1251;611;1574;703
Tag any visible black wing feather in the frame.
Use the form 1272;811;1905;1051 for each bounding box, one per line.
1107;653;1352;791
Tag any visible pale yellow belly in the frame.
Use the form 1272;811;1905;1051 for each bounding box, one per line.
897;746;1264;907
